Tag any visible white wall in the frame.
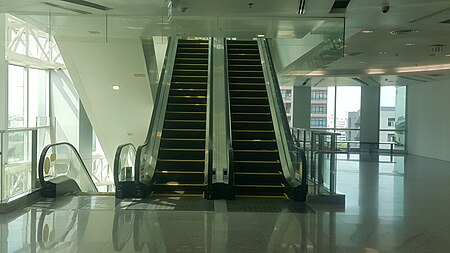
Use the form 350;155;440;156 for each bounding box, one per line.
56;38;154;164
407;80;450;161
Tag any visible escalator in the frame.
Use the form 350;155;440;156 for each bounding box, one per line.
151;39;210;197
226;40;287;199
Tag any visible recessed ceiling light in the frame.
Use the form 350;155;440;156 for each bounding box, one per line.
378;51;388;54
88;30;100;35
257;34;265;38
405;42;415;46
446;54;450;57
112;85;120;90
361;30;373;34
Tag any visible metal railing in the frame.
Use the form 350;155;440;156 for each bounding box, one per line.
0;126;51;203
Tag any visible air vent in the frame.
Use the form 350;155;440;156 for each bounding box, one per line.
430;44;444;53
61;0;112;11
42;2;92;14
329;0;351;14
390;29;418;35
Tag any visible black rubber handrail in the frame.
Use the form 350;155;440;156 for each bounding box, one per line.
38;142;98;192
206;37;214;196
262;39;309;188
134;37;174;183
224;38;235;197
113;143;136;186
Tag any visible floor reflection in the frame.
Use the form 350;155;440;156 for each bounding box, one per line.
2;155;450;252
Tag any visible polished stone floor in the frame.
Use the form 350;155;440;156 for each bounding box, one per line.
1;154;450;253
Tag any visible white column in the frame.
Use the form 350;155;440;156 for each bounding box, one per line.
0;14;7;131
360;85;380;160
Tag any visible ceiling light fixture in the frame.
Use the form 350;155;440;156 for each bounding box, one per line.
306;70;325;76
405;42;415;46
396;63;450;73
446;54;450;57
367;69;386;75
112;85;120;90
257;34;265;38
297;0;307;14
378;51;388;54
361;30;373;34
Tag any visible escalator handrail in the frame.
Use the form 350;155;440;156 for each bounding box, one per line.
224;38;235;188
259;38;307;186
134;37;176;182
206;37;214;189
262;39;297;149
38;142;98;192
113;143;136;186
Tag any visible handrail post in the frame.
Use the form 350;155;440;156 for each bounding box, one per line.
31;130;38;188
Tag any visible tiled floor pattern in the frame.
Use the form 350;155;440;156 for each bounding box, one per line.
2;155;450;252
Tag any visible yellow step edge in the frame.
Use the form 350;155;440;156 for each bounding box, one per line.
154;183;205;187
165;112;206;115
232;130;274;132
235;195;288;199
229;83;265;85
235;184;285;188
175;58;208;60
167;103;206;106
157;170;204;174
163;128;206;131
172;75;208;78
234;172;282;176
229;76;264;79
172;82;207;84
171;89;207;91
228;58;261;61
234;139;276;142
174;69;208;71
174;63;208;66
168;96;207;98
158;159;205;162
231;113;271;115
234;160;280;164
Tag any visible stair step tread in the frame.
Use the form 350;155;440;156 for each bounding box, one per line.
231;104;269;107
151;193;204;197
234;172;282;175
174;69;208;72
161;138;205;141
172;82;207;84
230;90;266;93
234;160;280;163
160;148;205;151
230;97;268;99
165;119;206;122
154;183;206;187
158;159;205;162
235;184;285;188
235;194;288;199
171;89;207;91
229;83;265;85
232;121;272;123
232;130;274;132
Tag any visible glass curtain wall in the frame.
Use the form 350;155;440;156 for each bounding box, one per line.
379;86;406;150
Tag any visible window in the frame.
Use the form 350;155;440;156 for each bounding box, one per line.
8;65;26;128
311;104;327;114
387;118;395;127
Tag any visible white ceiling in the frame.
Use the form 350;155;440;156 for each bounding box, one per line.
2;0;450;85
